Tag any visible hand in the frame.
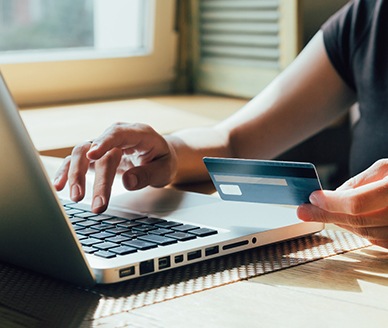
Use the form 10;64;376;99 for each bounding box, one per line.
54;123;177;213
297;159;388;249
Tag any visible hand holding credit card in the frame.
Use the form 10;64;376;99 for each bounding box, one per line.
204;157;322;206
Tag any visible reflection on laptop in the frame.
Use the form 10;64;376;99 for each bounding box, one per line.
0;73;323;286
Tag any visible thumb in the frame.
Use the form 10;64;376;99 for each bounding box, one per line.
121;157;174;190
309;189;342;212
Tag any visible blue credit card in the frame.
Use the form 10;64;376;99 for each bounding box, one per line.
203;157;322;206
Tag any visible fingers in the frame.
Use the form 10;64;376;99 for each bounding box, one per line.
87;122;175;194
54;123;175;213
335;224;388;242
67;141;95;202
121;153;174;190
87;123;168;164
53;155;71;191
336;159;388;191
298;204;388;227
309;178;388;214
297;204;388;247
91;148;123;213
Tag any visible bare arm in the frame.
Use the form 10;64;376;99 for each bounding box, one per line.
168;31;356;184
55;31;356;212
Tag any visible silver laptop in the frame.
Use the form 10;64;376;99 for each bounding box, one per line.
0;73;323;286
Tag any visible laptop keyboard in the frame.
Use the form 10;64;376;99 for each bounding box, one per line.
61;200;218;259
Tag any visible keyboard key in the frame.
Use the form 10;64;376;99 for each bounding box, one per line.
136;217;167;225
93;242;119;251
132;224;157;233
172;224;199;232
69;217;86;224
65;209;85;216
61;199;76;206
149;228;174;235
110;245;137;255
122;240;158;250
94;250;116;259
90;223;115;231
106;227;130;235
166;232;197;241
155;221;182;229
104;217;127;225
120;213;148;221
77;228;101;236
138;234;177;246
106;235;131;244
66;202;94;211
82;246;98;254
189;228;218;237
76;220;99;228
76;233;87;240
74;212;99;219
89;214;115;222
81;238;103;246
117;221;141;229
121;231;146;239
90;231;115;240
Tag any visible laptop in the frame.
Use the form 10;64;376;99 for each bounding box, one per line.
0;73;323;286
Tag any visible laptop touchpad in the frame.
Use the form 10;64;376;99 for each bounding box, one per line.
109;187;221;215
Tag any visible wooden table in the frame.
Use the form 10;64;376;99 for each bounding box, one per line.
115;245;387;328
19;95;245;157
8;98;388;327
32;157;388;327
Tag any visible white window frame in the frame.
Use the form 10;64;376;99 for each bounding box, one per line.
0;0;178;106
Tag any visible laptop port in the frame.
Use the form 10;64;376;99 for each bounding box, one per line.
187;250;201;261
119;266;135;278
158;256;171;270
205;245;219;257
140;260;154;275
174;254;184;263
223;240;249;250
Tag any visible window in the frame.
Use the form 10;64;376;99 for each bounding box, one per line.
0;0;177;106
193;0;349;98
0;0;147;63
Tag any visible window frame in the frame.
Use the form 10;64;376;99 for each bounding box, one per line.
0;0;178;107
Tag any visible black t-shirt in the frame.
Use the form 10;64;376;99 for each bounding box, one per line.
322;0;388;176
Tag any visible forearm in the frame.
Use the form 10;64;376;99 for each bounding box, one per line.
165;126;232;184
165;31;356;186
221;31;356;160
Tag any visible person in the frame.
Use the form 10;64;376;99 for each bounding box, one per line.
54;0;388;249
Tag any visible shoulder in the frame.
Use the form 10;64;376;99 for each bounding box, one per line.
321;0;387;90
323;0;383;38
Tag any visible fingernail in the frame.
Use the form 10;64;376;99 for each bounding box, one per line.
309;193;319;206
128;174;138;188
53;177;60;186
71;184;81;200
92;196;105;210
86;146;98;158
89;143;98;151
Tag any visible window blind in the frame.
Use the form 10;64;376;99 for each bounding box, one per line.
200;0;281;69
195;0;299;98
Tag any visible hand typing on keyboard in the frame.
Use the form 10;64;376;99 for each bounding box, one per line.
54;123;178;213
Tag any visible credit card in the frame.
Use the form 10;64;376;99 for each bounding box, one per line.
203;157;322;206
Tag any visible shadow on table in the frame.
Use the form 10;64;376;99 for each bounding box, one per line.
0;230;371;327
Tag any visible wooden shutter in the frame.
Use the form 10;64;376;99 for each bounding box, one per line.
194;0;300;98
